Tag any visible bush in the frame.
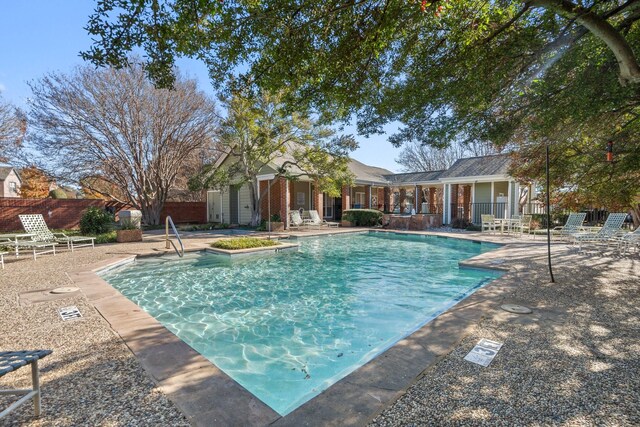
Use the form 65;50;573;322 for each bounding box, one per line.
451;217;470;229
342;209;383;226
119;219;138;230
49;188;68;199
80;206;114;235
211;237;279;250
95;231;117;244
466;224;482;232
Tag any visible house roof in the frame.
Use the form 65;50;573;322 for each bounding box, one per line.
348;159;393;185
438;154;511;179
384;170;444;185
0;166;20;182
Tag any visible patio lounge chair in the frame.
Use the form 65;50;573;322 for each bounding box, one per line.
608;226;640;255
289;210;307;230
517;214;532;236
569;212;628;250
19;214;95;252
481;214;496;234
0;350;52;420
1;234;57;260
307;210;339;228
533;212;587;240
0;251;5;269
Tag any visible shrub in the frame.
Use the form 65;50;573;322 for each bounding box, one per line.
80;206;114;235
49;188;68;199
211;237;279;250
342;209;383;226
451;217;470;229
119;219;139;230
95;231;117;244
270;213;282;222
466;224;482;232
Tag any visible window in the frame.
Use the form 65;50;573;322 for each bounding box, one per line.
9;182;17;193
354;192;365;208
323;194;334;218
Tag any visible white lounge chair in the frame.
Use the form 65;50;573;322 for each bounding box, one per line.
533;212;587;240
307;210;339;228
0;251;5;269
19;214;95;252
289;210;307;230
609;226;640;255
570;212;628;250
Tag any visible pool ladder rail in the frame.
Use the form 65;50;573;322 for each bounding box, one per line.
165;216;184;257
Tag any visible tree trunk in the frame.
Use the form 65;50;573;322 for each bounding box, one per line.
140;199;164;225
248;179;261;227
631;204;640;230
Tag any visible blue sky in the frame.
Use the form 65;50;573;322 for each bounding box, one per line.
0;1;404;172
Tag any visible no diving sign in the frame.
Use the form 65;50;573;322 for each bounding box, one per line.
464;339;503;367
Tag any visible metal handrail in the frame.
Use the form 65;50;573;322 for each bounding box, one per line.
165;216;184;257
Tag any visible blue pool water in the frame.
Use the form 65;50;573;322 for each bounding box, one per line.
100;232;501;415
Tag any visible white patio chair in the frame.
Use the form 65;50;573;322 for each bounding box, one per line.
0;251;5;269
607;226;640;255
19;214;95;252
308;210;339;228
2;233;58;260
289;210;307;230
481;214;496;234
533;212;587;240
570;212;628;250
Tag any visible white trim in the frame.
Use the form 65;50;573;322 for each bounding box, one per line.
257;173;276;180
438;174;510;184
507;181;512;219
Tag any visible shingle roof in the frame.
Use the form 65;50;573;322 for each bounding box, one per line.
348;159;393;185
383;170;444;185
438;154;511;179
0;166;16;181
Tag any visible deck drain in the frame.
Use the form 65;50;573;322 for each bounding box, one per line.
501;304;532;314
58;306;82;321
50;287;80;294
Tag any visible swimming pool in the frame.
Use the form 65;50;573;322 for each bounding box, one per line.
100;232;502;415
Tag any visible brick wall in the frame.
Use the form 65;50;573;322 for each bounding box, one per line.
0;197;206;232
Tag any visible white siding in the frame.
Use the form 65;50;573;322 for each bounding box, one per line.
238;183;252;224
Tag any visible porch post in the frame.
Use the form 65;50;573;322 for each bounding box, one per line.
450;184;459;219
429;187;436;213
280;177;290;229
471;182;476;223
443;184;449;224
490;182;495;215
383;186;391;212
342;186;351;211
314;180;323;217
463;185;471;221
399;188;407;213
416;185;423;213
507;181;512;219
365;185;371;209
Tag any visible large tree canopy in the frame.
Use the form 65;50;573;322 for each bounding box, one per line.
0;95;26;163
84;1;640;217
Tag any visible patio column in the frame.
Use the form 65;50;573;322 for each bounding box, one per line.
384;187;392;212
365;185;371;209
450;184;459;219
416;185;423;213
443;184;449;224
463;185;471;221
280;177;290;229
429;187;437;213
342;186;351;211
399;188;407;213
314;181;323;217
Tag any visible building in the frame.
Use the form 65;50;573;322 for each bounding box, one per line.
206;152;535;229
0;166;21;198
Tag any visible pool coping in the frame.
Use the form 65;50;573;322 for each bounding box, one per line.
67;229;526;426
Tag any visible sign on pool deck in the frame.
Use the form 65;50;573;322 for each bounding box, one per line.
464;339;503;367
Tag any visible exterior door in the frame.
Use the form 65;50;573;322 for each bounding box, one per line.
229;187;239;224
207;191;220;222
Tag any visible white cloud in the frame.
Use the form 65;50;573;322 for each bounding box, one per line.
0;83;6;93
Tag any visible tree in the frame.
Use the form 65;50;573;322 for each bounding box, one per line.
27;61;218;224
189;90;355;226
83;1;640;216
0;95;26;163
19;166;51;198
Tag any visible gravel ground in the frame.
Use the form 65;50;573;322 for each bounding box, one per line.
371;242;640;426
1;229;638;426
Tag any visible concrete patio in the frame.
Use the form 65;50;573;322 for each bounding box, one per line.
0;228;638;426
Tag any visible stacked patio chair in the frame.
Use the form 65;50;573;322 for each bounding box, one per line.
481;214;496;234
19;214;95;252
307;210;339;228
569;212;628;251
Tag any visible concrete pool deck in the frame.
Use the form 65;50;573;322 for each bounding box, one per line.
1;228;638;425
